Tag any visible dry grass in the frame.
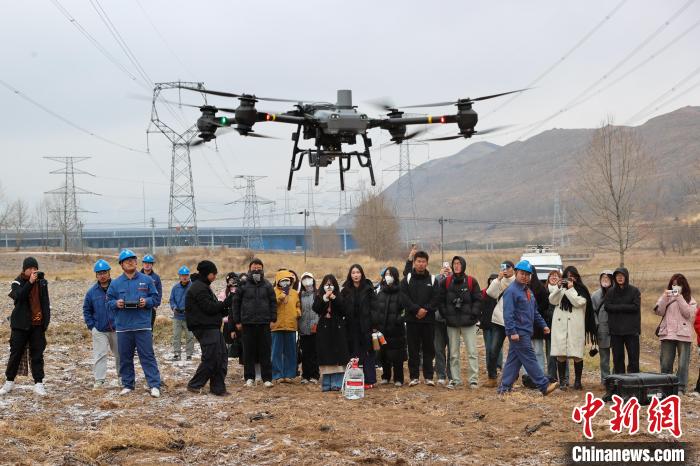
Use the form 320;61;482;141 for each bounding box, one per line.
79;421;184;459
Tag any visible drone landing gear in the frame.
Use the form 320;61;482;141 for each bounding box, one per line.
287;127;375;191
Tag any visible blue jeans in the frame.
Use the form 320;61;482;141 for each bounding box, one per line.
322;373;344;392
271;331;297;380
486;325;506;379
117;330;160;389
660;339;691;392
498;334;549;394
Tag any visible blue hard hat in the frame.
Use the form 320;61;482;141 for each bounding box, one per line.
142;254;155;263
93;259;111;273
514;259;532;273
118;249;137;263
178;265;190;275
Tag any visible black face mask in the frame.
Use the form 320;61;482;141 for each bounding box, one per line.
251;271;263;283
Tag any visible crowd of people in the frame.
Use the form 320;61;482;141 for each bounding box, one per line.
1;249;699;400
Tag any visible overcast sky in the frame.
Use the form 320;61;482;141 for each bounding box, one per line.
2;0;699;229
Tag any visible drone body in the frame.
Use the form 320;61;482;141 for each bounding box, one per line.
182;86;523;190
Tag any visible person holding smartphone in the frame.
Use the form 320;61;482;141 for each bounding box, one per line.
0;257;51;397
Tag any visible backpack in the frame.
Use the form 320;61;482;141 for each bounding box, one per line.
444;274;474;293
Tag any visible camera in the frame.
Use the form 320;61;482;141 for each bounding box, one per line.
500;263;508;271
560;279;569;287
124;301;139;309
671;288;679;296
589;347;599;357
452;297;463;310
36;271;45;280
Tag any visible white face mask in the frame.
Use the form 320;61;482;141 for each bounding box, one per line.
324;285;334;293
601;277;611;288
302;278;313;287
384;275;395;286
279;279;291;288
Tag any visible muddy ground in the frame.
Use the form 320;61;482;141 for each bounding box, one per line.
0;253;699;465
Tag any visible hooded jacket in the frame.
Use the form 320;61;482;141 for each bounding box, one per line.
438;256;482;328
232;273;277;325
590;271;614;348
401;259;439;324
341;278;376;345
604;268;641;336
371;282;407;344
83;281;114;332
9;274;51;331
298;272;319;336
185;275;227;331
272;270;301;332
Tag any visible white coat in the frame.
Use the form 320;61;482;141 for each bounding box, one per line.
549;284;587;359
487;275;515;327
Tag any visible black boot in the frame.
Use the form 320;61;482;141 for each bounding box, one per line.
557;360;567;391
574;360;583;390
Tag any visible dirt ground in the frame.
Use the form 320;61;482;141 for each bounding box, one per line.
0;250;699;465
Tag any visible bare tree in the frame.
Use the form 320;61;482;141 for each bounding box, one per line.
10;199;31;250
34;198;52;251
573;118;655;267
310;225;341;257
352;189;401;260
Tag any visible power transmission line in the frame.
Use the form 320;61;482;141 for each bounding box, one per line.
227;175;272;249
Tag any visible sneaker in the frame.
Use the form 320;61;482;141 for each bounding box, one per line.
425;379;435;387
263;381;273;388
245;379;254;387
379;379;390;385
469;383;478;390
437;379;446;386
119;388;133;396
93;380;106;390
309;378;319;385
543;382;560;396
364;384;374;390
34;383;47;396
408;379;420;387
300;379;309;385
394;382;403;387
172;355;181;361
150;387;161;398
446;382;456;390
0;381;15;395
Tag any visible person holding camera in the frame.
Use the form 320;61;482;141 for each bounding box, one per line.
484;260;515;387
438;256;482;390
549;266;593;390
170;266;194;361
654;273;696;394
0;257;50;396
82;259;120;390
107;249;162;398
605;268;641;374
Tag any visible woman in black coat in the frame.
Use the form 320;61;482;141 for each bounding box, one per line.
371;267;407;386
341;264;377;387
313;274;348;391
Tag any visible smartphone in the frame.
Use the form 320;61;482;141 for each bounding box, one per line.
500;263;508;271
442;261;449;269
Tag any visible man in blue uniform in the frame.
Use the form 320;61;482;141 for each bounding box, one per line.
170;265;194;361
142;254;162;328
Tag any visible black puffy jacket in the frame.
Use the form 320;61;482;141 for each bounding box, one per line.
438;260;482;328
371;283;406;346
232;278;277;325
604;267;641;336
185;278;227;331
401;260;439;324
9;274;50;331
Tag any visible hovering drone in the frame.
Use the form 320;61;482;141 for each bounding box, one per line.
178;86;524;190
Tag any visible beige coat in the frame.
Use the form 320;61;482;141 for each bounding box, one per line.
549;284;587;359
487;275;515;327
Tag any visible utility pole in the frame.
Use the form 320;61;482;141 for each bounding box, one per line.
298;209;310;263
439;216;445;264
228;175;271;250
148;81;206;249
150;217;156;252
44;157;98;251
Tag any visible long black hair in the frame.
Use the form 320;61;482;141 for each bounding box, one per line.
316;274;340;298
668;273;692;304
342;263;367;290
561;265;596;346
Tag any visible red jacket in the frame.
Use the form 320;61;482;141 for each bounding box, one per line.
695;304;700;345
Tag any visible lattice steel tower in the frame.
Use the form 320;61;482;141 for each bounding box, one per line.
148;81;206;248
229;176;271;250
384;141;425;244
552;190;570;248
44;157;97;251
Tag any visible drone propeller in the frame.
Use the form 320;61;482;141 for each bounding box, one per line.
401;88;528;109
241;131;279;139
178;85;305;103
421;125;513;141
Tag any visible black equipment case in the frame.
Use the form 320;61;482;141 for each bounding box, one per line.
603;372;680;405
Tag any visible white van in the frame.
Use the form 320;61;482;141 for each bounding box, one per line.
520;245;563;282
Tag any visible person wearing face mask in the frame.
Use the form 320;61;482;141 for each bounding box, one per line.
232;259;277;388
313;274;348;391
590;270;614;384
341;264;377;388
371;267;407;387
550;266;595;391
654;273;697;394
271;270;301;383
298;273;320;384
604;268;641;374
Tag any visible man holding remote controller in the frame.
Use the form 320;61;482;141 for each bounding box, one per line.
107;249;162;398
